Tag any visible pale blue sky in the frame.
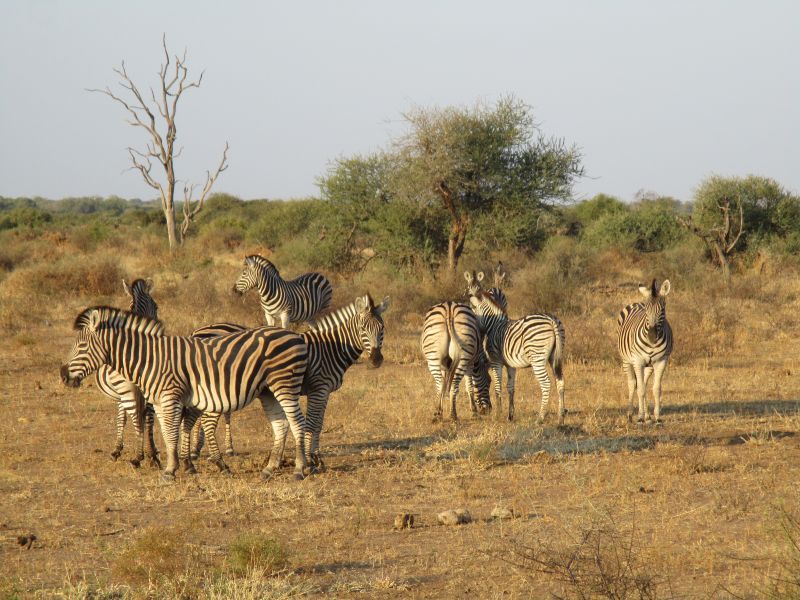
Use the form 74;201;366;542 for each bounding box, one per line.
1;1;798;203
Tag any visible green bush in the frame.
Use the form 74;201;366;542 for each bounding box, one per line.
227;534;288;575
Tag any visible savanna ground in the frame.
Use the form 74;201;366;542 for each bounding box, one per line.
3;233;800;599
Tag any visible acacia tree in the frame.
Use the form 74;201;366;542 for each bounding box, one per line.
319;97;583;272
89;36;228;251
677;197;743;281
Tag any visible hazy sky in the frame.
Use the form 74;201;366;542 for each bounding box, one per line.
1;1;798;203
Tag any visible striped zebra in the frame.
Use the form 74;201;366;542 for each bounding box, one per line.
191;294;390;472
95;278;159;467
617;279;673;424
234;255;333;327
465;271;566;424
61;307;309;481
420;301;491;420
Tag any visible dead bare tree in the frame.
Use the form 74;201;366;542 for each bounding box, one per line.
89;35;228;251
676;197;744;281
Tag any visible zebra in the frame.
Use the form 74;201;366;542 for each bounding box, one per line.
191;293;390;472
420;301;491;420
465;271;566;424
61;307;309;482
617;279;673;424
95;278;160;467
233;255;333;328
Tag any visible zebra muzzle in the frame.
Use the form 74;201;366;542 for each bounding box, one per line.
368;349;384;369
59;365;82;388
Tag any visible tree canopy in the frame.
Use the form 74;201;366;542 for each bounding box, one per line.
318;97;584;272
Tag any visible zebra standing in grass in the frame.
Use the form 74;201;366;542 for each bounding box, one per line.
617;279;673;424
61;307;309;481
233;255;333;328
192;294;390;472
465;271;566;424
420;301;491;420
94;278;159;467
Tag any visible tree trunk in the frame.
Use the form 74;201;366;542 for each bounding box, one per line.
447;219;467;272
163;182;178;251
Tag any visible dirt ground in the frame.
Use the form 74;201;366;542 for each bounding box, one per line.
3;317;800;598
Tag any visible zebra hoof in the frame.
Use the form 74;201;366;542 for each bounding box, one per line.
225;449;236;457
189;452;199;461
182;461;197;475
129;457;142;468
148;455;162;469
294;472;305;481
110;450;122;461
261;469;274;481
159;472;176;484
653;419;664;427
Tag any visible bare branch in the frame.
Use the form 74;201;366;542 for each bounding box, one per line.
179;142;230;241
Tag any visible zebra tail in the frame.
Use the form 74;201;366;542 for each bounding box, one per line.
551;318;565;381
440;317;461;406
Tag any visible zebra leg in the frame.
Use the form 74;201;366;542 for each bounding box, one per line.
531;357;551;425
430;363;444;420
305;389;329;473
200;413;230;472
259;394;289;479
491;363;503;419
155;399;182;482
275;393;307;480
280;313;290;328
651;361;668;424
179;407;200;474
265;312;276;327
622;362;637;421
449;364;469;421
145;404;160;468
633;364;648;423
506;367;517;421
465;374;478;416
190;420;204;460
224;412;235;456
112;402;126;461
643;366;654;422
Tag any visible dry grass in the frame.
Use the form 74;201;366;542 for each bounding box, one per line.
4;236;800;597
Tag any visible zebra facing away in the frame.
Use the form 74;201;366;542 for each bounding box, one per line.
465;271;566;424
95;278;159;467
420;301;491;420
61;307;309;482
617;279;673;424
234;255;333;328
191;293;390;472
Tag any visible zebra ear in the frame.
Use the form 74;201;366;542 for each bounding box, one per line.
145;278;154;293
464;271;473;283
355;296;368;313
638;284;651;298
88;309;101;332
477;272;485;282
376;296;390;315
122;279;132;298
659;280;671;297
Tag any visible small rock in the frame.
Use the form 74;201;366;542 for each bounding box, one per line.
490;507;516;520
437;508;472;526
393;513;414;530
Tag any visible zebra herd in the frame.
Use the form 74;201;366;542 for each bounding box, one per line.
60;254;673;482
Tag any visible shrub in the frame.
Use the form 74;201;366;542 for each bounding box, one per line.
112;526;197;586
227;534;288;575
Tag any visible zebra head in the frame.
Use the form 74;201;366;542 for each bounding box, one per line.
233;255;276;295
122;278;158;319
355;294;390;368
638;279;671;343
463;270;485;297
464;270;509;313
60;308;108;388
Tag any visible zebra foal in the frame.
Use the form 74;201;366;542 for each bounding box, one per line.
61;307;309;481
234;255;333;328
465;271;566;424
617;279;673;424
420;301;491;420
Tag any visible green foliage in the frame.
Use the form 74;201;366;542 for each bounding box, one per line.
693;175;800;249
579;197;685;253
319;97;584;270
0;206;52;230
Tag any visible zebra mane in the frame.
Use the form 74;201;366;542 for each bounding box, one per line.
246;254;280;276
73;306;165;336
312;294;374;332
476;290;507;316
